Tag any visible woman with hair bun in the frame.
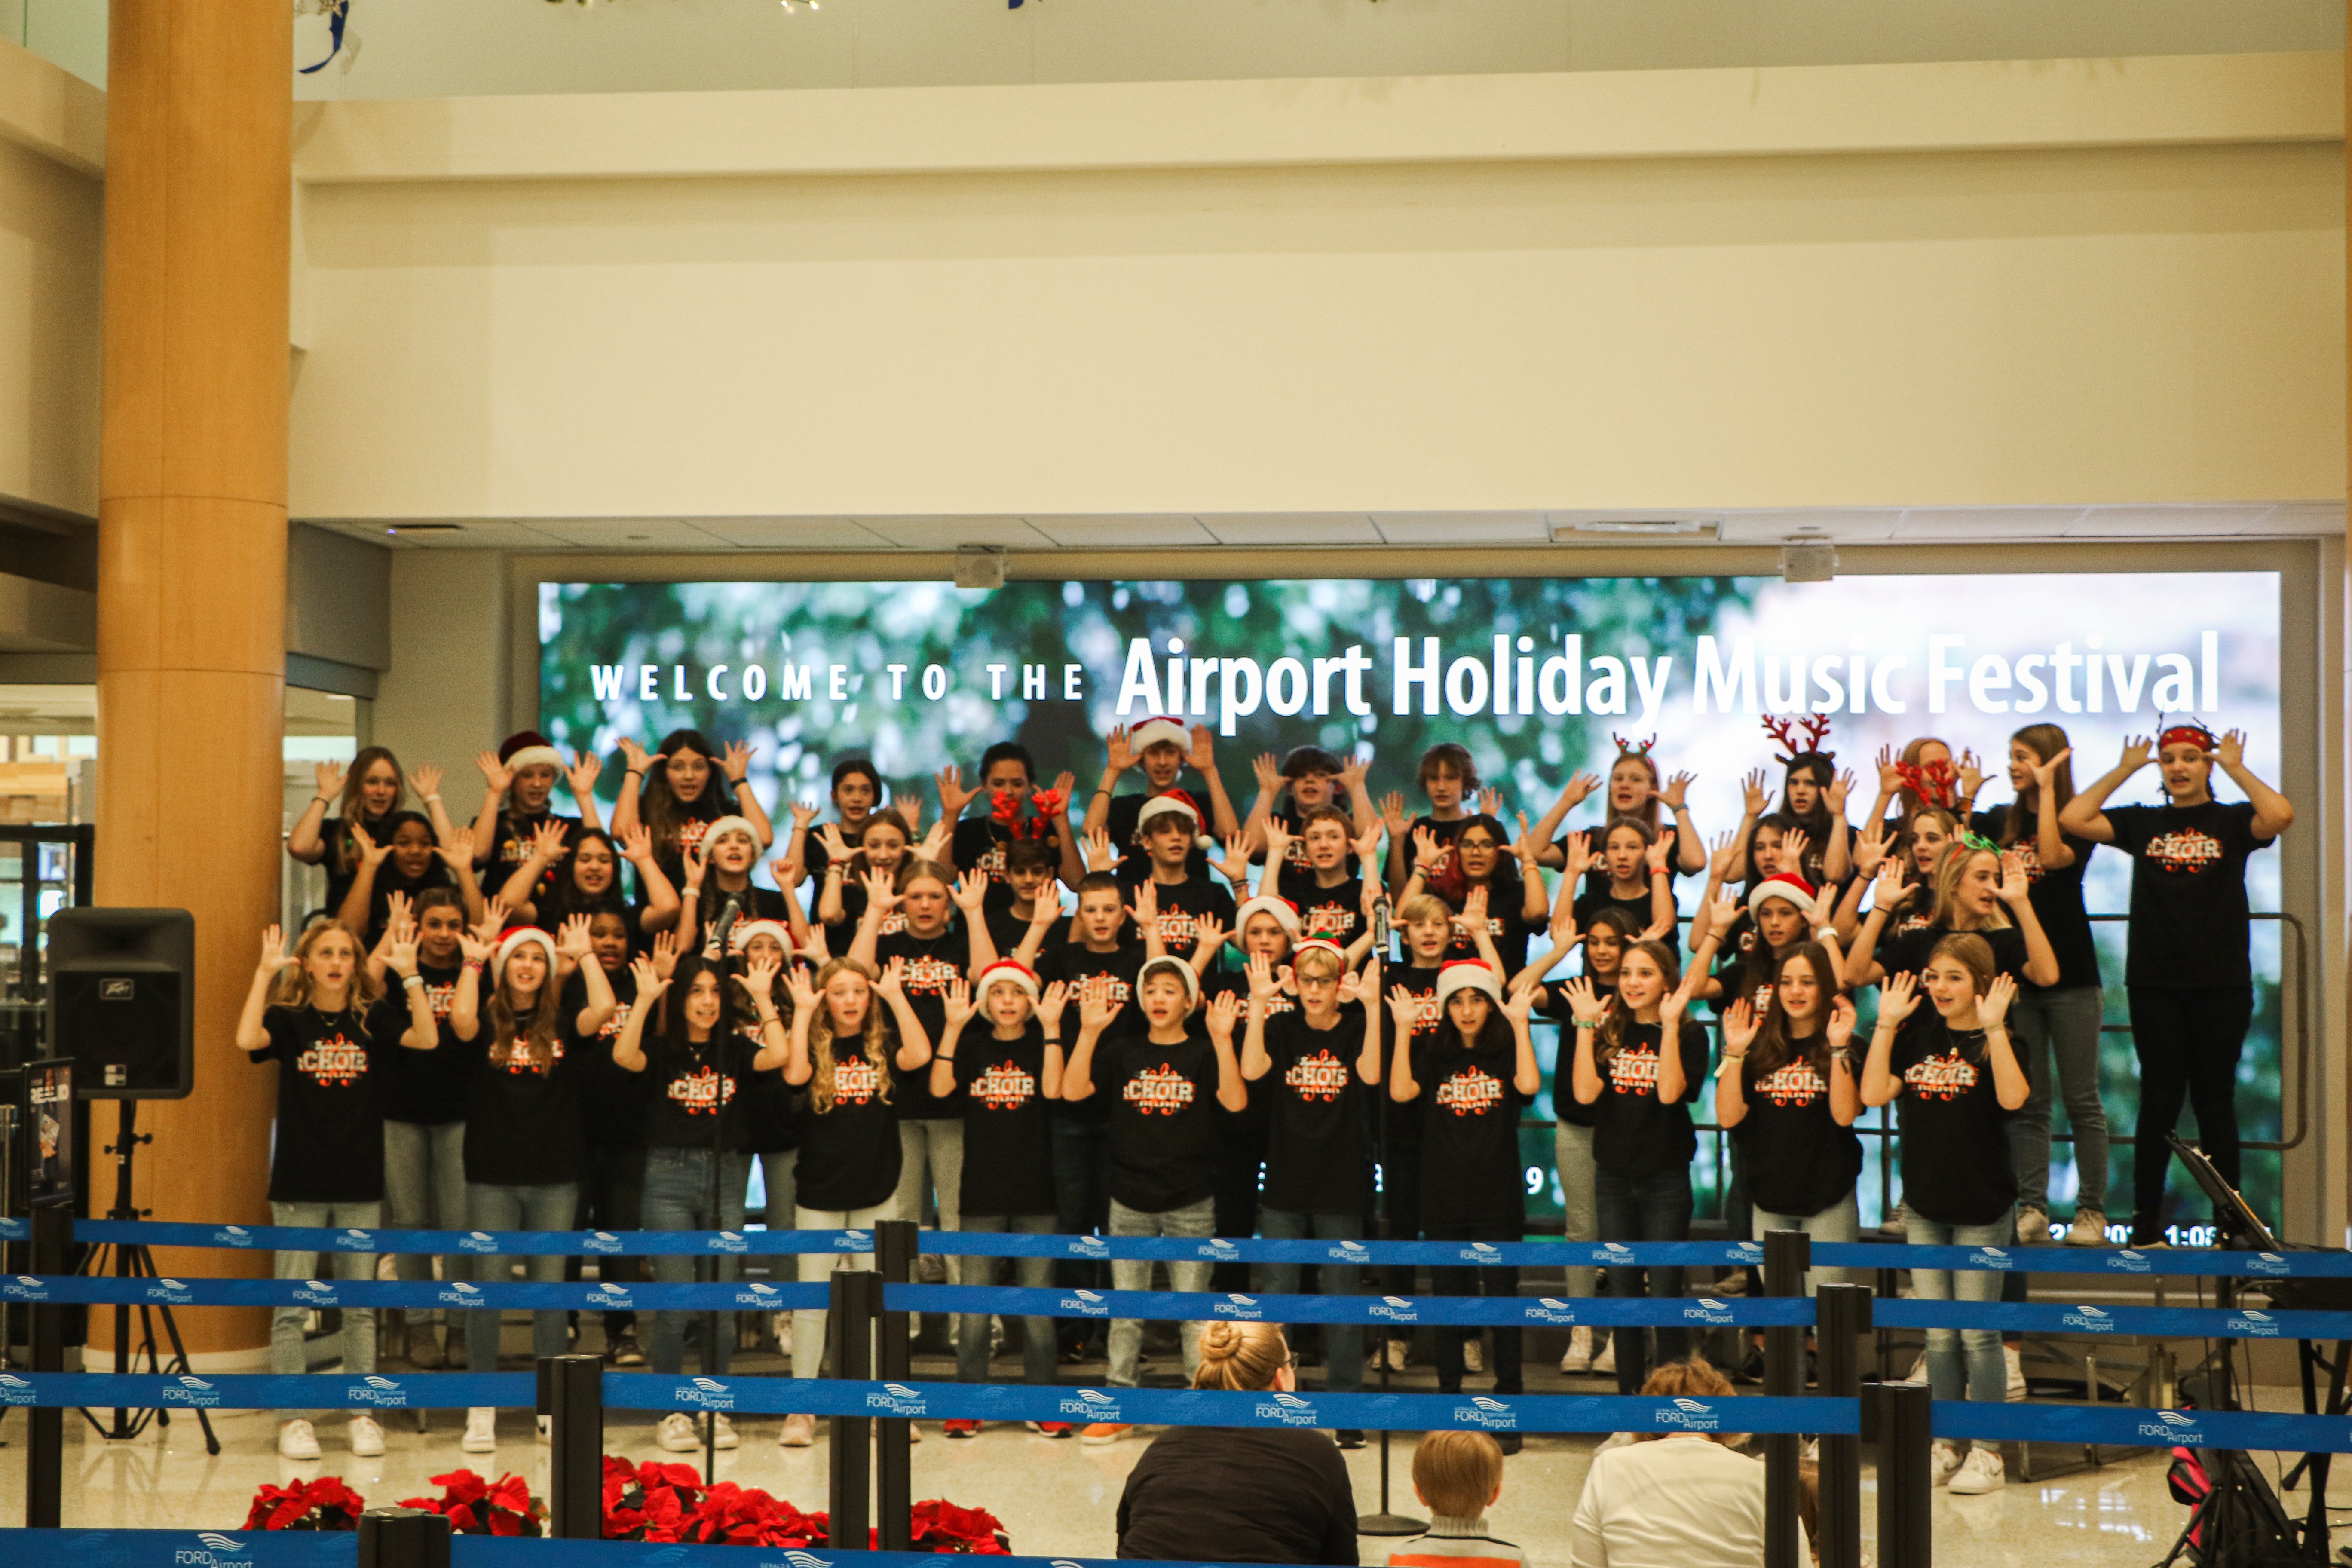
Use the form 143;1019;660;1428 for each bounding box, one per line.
1114;1322;1360;1566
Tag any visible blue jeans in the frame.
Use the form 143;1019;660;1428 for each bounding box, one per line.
1904;1209;2012;1403
1754;1191;1860;1293
1108;1197;1214;1387
270;1200;379;1415
792;1200;896;1381
2009;985;2108;1213
465;1182;579;1377
1258;1208;1364;1395
950;1214;1059;1386
1552;1122;1600;1298
1594;1168;1693;1394
383;1121;465;1327
643;1146;749;1376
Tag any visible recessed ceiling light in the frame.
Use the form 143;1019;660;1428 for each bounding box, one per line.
384;524;461;535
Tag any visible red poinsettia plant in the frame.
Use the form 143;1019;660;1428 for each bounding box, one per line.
908;1498;1010;1554
244;1476;367;1531
397;1468;547;1537
601;1456;1005;1552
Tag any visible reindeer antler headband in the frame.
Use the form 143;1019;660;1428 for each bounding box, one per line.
991;787;1066;842
1611;732;1657;758
1893;757;1960;811
1761;714;1834;765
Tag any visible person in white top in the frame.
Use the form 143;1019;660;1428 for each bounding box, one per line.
1568;1358;1767;1568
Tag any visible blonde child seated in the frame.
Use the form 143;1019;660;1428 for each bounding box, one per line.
1387;1431;1527;1568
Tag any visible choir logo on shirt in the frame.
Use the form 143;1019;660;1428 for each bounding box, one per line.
297;1029;369;1087
832;1057;882;1107
423;982;459;1022
1449;916;1505;942
1608;1044;1661;1098
877;909;909;937
2011;842;2045;883
900;956;962;995
1069;972;1132;1006
1903;1052;1979;1101
1301;903;1357;939
1282;837;1311;869
1895;913;1933;935
677;818;711;857
1258;989;1298;1019
1284;1049;1351;1104
1435;1066;1504;1118
497;1037;566;1076
974;842;1008;882
2145;829;2223;875
972;1061;1035;1112
1752;1061;1827;1108
668;1065;736;1114
1404;989;1442;1038
1155;910;1200;948
598;1001;634;1042
1123;1064;1196;1115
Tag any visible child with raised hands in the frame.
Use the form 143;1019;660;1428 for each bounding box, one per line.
1715;946;1864;1270
979;837;1069;967
1082;718;1240;882
337;816;486;950
569;918;669;1369
772;955;934;1448
1842;839;2060;998
1381;742;1498;899
1563;926;1722;1396
289;750;456;917
1373;891;1456;1362
1526;740;1709;879
814;808;915;934
1567;819;1679;939
1060;959;1248;1432
1387;959;1541;1435
612;728;773;870
791;758;885;886
446;916;614;1453
936;744;1085;906
497;820;677;934
469;732;605;907
929;965;1069;1428
729;920;806;1339
235;919;441;1463
609;945;793;1450
648;814;788;948
1861;738;1986;840
1242;944;1381;1426
1859;943;2029;1495
1821;810;1954;949
1243;746;1377;878
1260;810;1382;948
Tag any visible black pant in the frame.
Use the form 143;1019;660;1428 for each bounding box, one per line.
1379;1143;1424;1299
1424;1219;1523;1395
1212;1123;1267;1293
566;1142;647;1332
1051;1115;1110;1350
2128;984;2254;1223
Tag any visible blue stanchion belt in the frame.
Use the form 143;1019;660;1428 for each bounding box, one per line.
0;1277;831;1311
1877;1298;2352;1341
888;1283;1814;1329
37;1220;874;1257
0;1370;1848;1434
0;1372;532;1410
1811;1241;2352;1279
1935;1398;2352;1453
919;1232;1769;1267
0;1534;1411;1568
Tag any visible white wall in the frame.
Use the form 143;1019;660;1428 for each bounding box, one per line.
0;35;99;519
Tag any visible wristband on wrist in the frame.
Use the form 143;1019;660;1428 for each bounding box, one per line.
402;973;426;989
424;793;442;803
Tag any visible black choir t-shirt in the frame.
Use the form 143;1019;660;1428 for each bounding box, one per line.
950;818;1029;912
354;864;461;952
1589;1019;1709;1179
946;1029;1057;1216
794;1044;904;1213
1258;1010;1374;1216
692;883;790;955
1443;894;1537;977
1386;962;1446;1152
575;965;651;1151
1882;924;2030;1005
487;808;583;910
1415;1030;1528;1229
377;959;476;1126
1130;875;1238;956
1973;809;2101;992
736;1018;802;1156
319;812;399;920
1278;872;1365;946
1730;1041;1862;1218
2102;800;2274;989
1890;1019;2017;1227
1107;793;1213;885
873;926;964;1119
1039;939;1145;1123
1098;1032;1225;1214
1573;882;1660;937
256;1001;407;1204
462;1003;586;1186
642;1032;759;1150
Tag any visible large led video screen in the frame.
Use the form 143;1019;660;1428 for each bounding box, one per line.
542;570;2285;1234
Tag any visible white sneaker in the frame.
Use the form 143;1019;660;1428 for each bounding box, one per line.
1591;1334;1617;1376
462;1407;497;1453
1949;1443;2007;1494
2005;1343;2027;1401
1384;1337;1411;1372
536;1415;551;1445
657;1412;701;1453
1898;1352;1930;1387
2065;1209;2109;1247
771;1313;792;1361
1929;1439;1963;1487
1559;1326;1594;1374
278;1418;321;1461
348;1415;386;1458
2016;1207;2052;1244
1463;1336;1485;1374
712;1413;738;1450
780;1412;815;1448
907;1418;922;1443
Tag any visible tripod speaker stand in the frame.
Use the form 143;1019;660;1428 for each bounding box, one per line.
78;1099;218;1453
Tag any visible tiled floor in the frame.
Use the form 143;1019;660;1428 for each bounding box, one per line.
10;1349;2352;1565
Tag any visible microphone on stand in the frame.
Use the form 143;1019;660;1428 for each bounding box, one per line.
710;891;747;963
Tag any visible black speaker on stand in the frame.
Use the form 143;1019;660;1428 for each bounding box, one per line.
46;907;214;1452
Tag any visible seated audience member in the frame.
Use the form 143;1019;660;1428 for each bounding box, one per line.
1114;1323;1359;1566
1386;1431;1527;1568
1568;1359;1766;1568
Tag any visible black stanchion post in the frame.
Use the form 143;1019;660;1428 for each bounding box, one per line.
26;1201;67;1528
542;1353;604;1539
357;1506;453;1568
1761;1230;1810;1568
1863;1381;1932;1568
827;1268;874;1550
1813;1283;1873;1568
874;1221;918;1551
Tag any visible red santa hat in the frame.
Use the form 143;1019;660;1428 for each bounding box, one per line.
1233;894;1302;940
1746;873;1821;924
498;729;564;775
1137;955;1201;1007
492;926;558;985
1434;959;1503;1005
728;919;794;956
1128;716;1190;754
698;815;761;855
975;959;1042;1003
1135;789;1216;850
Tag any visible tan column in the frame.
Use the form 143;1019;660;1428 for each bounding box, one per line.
94;0;292;1356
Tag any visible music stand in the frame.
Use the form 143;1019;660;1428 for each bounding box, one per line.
2164;1133;2276;1252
